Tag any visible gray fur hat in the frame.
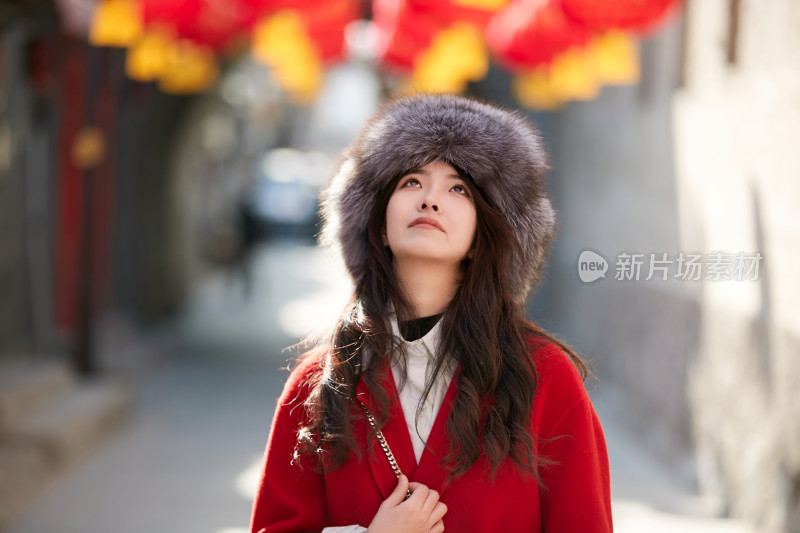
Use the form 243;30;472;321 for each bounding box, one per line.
319;93;556;305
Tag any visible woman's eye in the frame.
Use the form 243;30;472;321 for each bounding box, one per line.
402;178;421;188
451;184;469;195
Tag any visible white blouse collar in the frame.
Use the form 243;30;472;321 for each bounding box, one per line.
389;312;442;359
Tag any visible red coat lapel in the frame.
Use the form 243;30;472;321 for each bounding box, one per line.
355;362;461;500
355;363;417;500
410;366;460;495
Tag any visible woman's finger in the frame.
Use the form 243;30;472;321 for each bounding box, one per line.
430;519;445;533
384;475;410;507
422;489;440;513
430;501;448;524
406;482;429;506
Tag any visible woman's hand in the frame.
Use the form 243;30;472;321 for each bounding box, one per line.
365;475;447;533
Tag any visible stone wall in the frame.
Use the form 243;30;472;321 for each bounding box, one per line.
542;1;800;531
674;1;800;530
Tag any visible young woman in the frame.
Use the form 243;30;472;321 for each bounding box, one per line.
250;94;612;532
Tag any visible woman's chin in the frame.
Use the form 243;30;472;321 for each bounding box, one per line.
392;250;466;266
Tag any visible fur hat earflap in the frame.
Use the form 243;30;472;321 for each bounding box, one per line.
320;93;556;305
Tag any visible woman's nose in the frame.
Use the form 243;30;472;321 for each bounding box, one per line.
420;189;440;212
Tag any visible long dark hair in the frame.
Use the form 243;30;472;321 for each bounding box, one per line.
295;159;587;483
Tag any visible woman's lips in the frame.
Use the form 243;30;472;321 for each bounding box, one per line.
409;217;444;231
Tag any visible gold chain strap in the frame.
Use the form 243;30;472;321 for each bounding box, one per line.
358;400;412;500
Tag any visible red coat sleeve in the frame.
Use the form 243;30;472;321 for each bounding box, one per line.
534;345;613;532
539;397;613;531
250;359;327;533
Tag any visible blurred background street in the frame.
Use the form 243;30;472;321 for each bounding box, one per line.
1;0;799;532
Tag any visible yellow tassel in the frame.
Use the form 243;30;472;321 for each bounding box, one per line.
252;11;323;103
514;69;564;111
413;23;488;94
89;0;142;48
451;0;511;10
158;41;219;94
586;31;640;85
125;27;173;81
547;48;600;102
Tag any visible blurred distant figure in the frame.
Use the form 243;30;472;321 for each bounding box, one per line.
226;196;261;301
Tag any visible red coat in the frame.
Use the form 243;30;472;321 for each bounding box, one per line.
250;342;613;532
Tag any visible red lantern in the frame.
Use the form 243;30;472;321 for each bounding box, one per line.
252;0;358;63
487;0;592;71
141;0;254;51
408;0;506;29
558;0;682;35
374;0;440;71
141;0;194;30
375;0;503;72
182;0;254;50
299;0;360;62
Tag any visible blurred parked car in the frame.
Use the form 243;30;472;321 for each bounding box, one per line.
250;148;332;240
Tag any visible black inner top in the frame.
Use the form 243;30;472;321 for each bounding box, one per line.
399;313;443;342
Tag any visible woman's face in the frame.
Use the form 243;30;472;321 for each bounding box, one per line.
384;160;477;267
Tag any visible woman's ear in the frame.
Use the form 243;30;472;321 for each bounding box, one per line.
382;231;389;247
